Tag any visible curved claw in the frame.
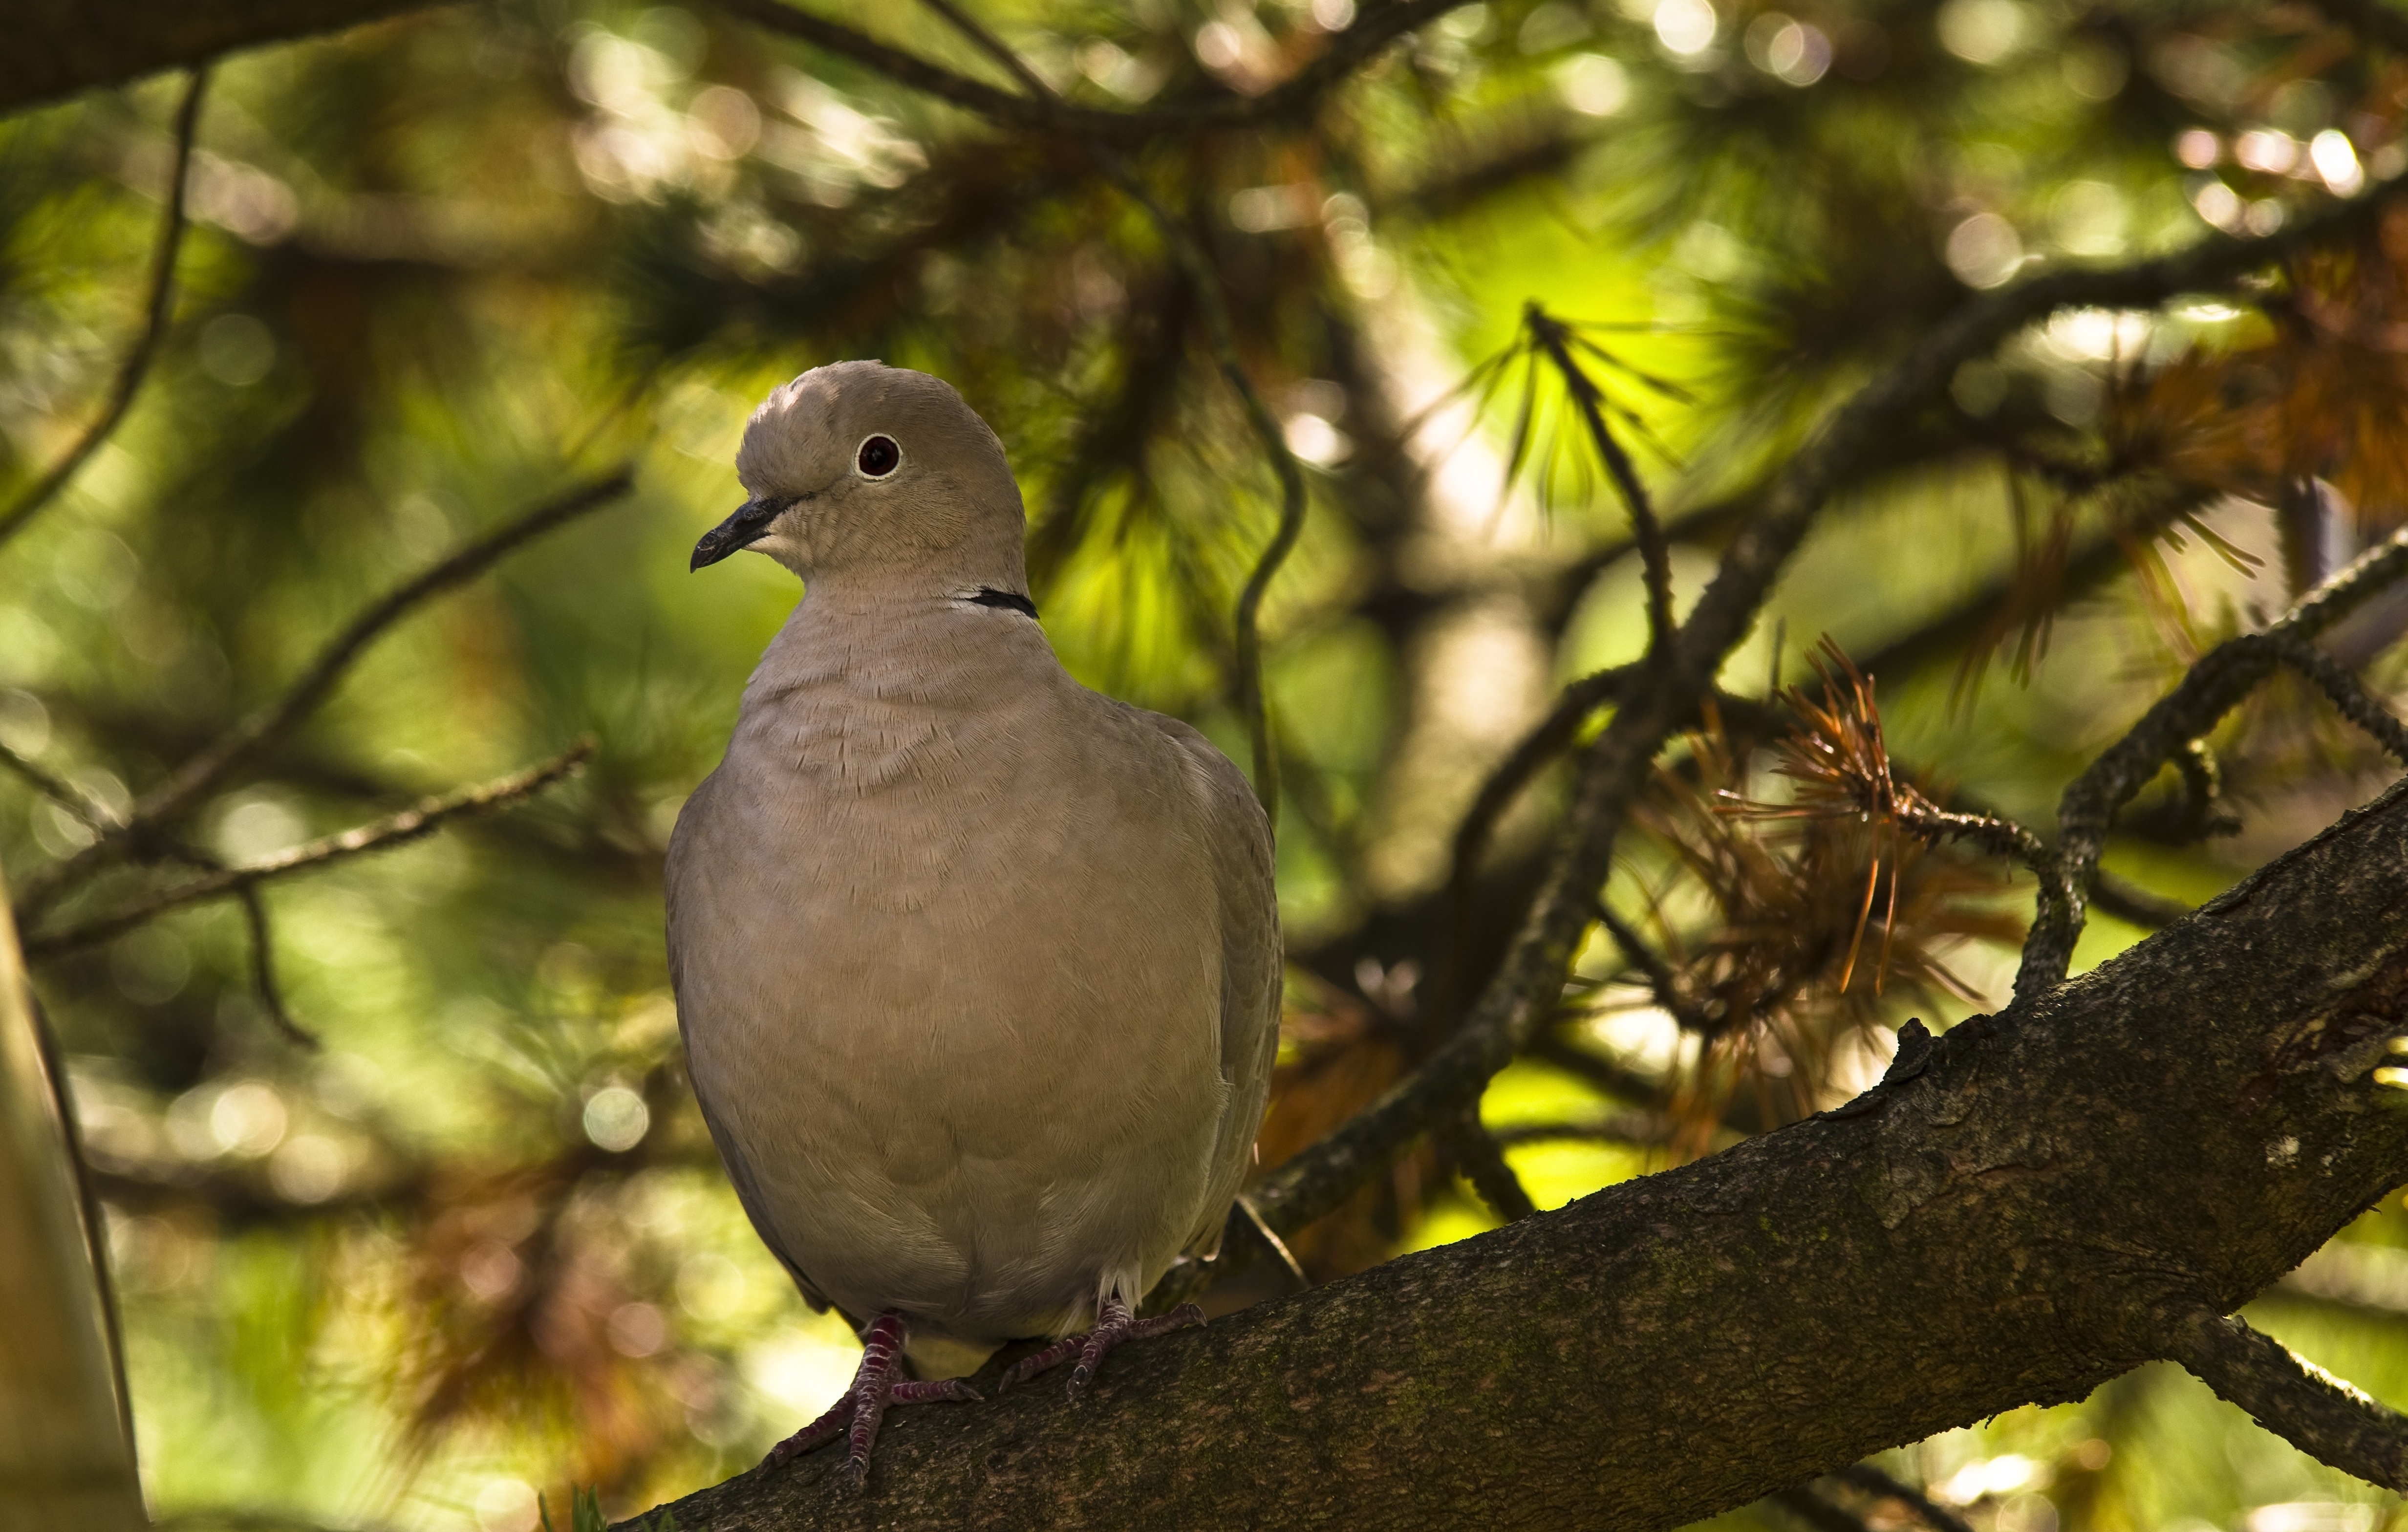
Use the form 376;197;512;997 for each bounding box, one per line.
1006;1296;1206;1400
764;1311;979;1486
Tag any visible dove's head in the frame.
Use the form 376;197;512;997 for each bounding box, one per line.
693;361;1028;592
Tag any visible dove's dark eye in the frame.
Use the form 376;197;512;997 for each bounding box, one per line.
857;435;901;477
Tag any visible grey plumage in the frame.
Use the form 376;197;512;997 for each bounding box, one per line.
666;361;1281;1382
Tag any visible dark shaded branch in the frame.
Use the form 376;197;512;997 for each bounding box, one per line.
1441;664;1628;922
0;68;205;550
0;0;423;113
2086;870;2192;930
1491;1111;1675;1148
20;740;594;959
1439;1110;1538;1221
2271;632;2408;764
1102;165;1307;826
720;0;1470;138
14;469;631;916
233;885;314;1049
1772;1486;1873;1532
2161;1309;2408;1491
2021;521;2408;993
0;741;116;831
1831;1466;1977;1532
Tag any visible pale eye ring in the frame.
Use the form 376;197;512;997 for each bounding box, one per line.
856;434;902;478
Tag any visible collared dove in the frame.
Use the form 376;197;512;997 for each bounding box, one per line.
665;361;1282;1482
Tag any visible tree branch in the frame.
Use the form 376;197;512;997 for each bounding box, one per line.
12;469;631;918
0;67;205;551
1097;160;1307;828
19;739;593;959
623;773;2408;1527
1247;164;2408;1276
2021;520;2408;994
2160;1309;2408;1492
0;0;428;114
1830;1465;1976;1532
721;0;1471;138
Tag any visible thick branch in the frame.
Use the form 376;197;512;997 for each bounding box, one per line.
626;773;2408;1528
2161;1309;2408;1491
0;0;430;113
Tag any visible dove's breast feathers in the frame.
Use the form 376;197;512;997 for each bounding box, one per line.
665;595;1279;1368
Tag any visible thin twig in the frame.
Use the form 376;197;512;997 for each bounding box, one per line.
921;0;1305;825
2021;522;2408;993
1443;665;1630;918
2086;871;2193;930
0;740;118;830
1771;1486;1874;1532
2271;632;2408;764
21;739;595;960
1440;1110;1538;1222
1116;174;1305;826
1526;304;1675;657
725;0;1466;137
0;67;208;552
234;885;315;1048
14;469;632;917
1490;1113;1674;1148
1831;1465;1977;1532
1596;904;1712;1033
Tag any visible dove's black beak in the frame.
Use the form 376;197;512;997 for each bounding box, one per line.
691;495;793;571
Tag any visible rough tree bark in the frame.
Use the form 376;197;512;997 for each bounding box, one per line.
617;774;2408;1527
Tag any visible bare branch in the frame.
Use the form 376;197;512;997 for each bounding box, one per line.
721;0;1469;138
1101;165;1307;826
1830;1466;1977;1532
2086;871;2191;931
2161;1309;2408;1492
2022;521;2408;993
233;885;315;1049
1490;1111;1675;1148
1442;665;1628;916
2271;632;2408;765
1772;1485;1874;1532
20;739;594;960
1439;1110;1538;1222
0;740;117;831
913;0;1053;98
14;469;631;916
0;67;206;551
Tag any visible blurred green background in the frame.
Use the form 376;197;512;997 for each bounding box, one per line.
3;0;2405;1526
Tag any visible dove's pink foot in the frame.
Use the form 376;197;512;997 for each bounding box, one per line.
999;1293;1204;1398
765;1310;980;1485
